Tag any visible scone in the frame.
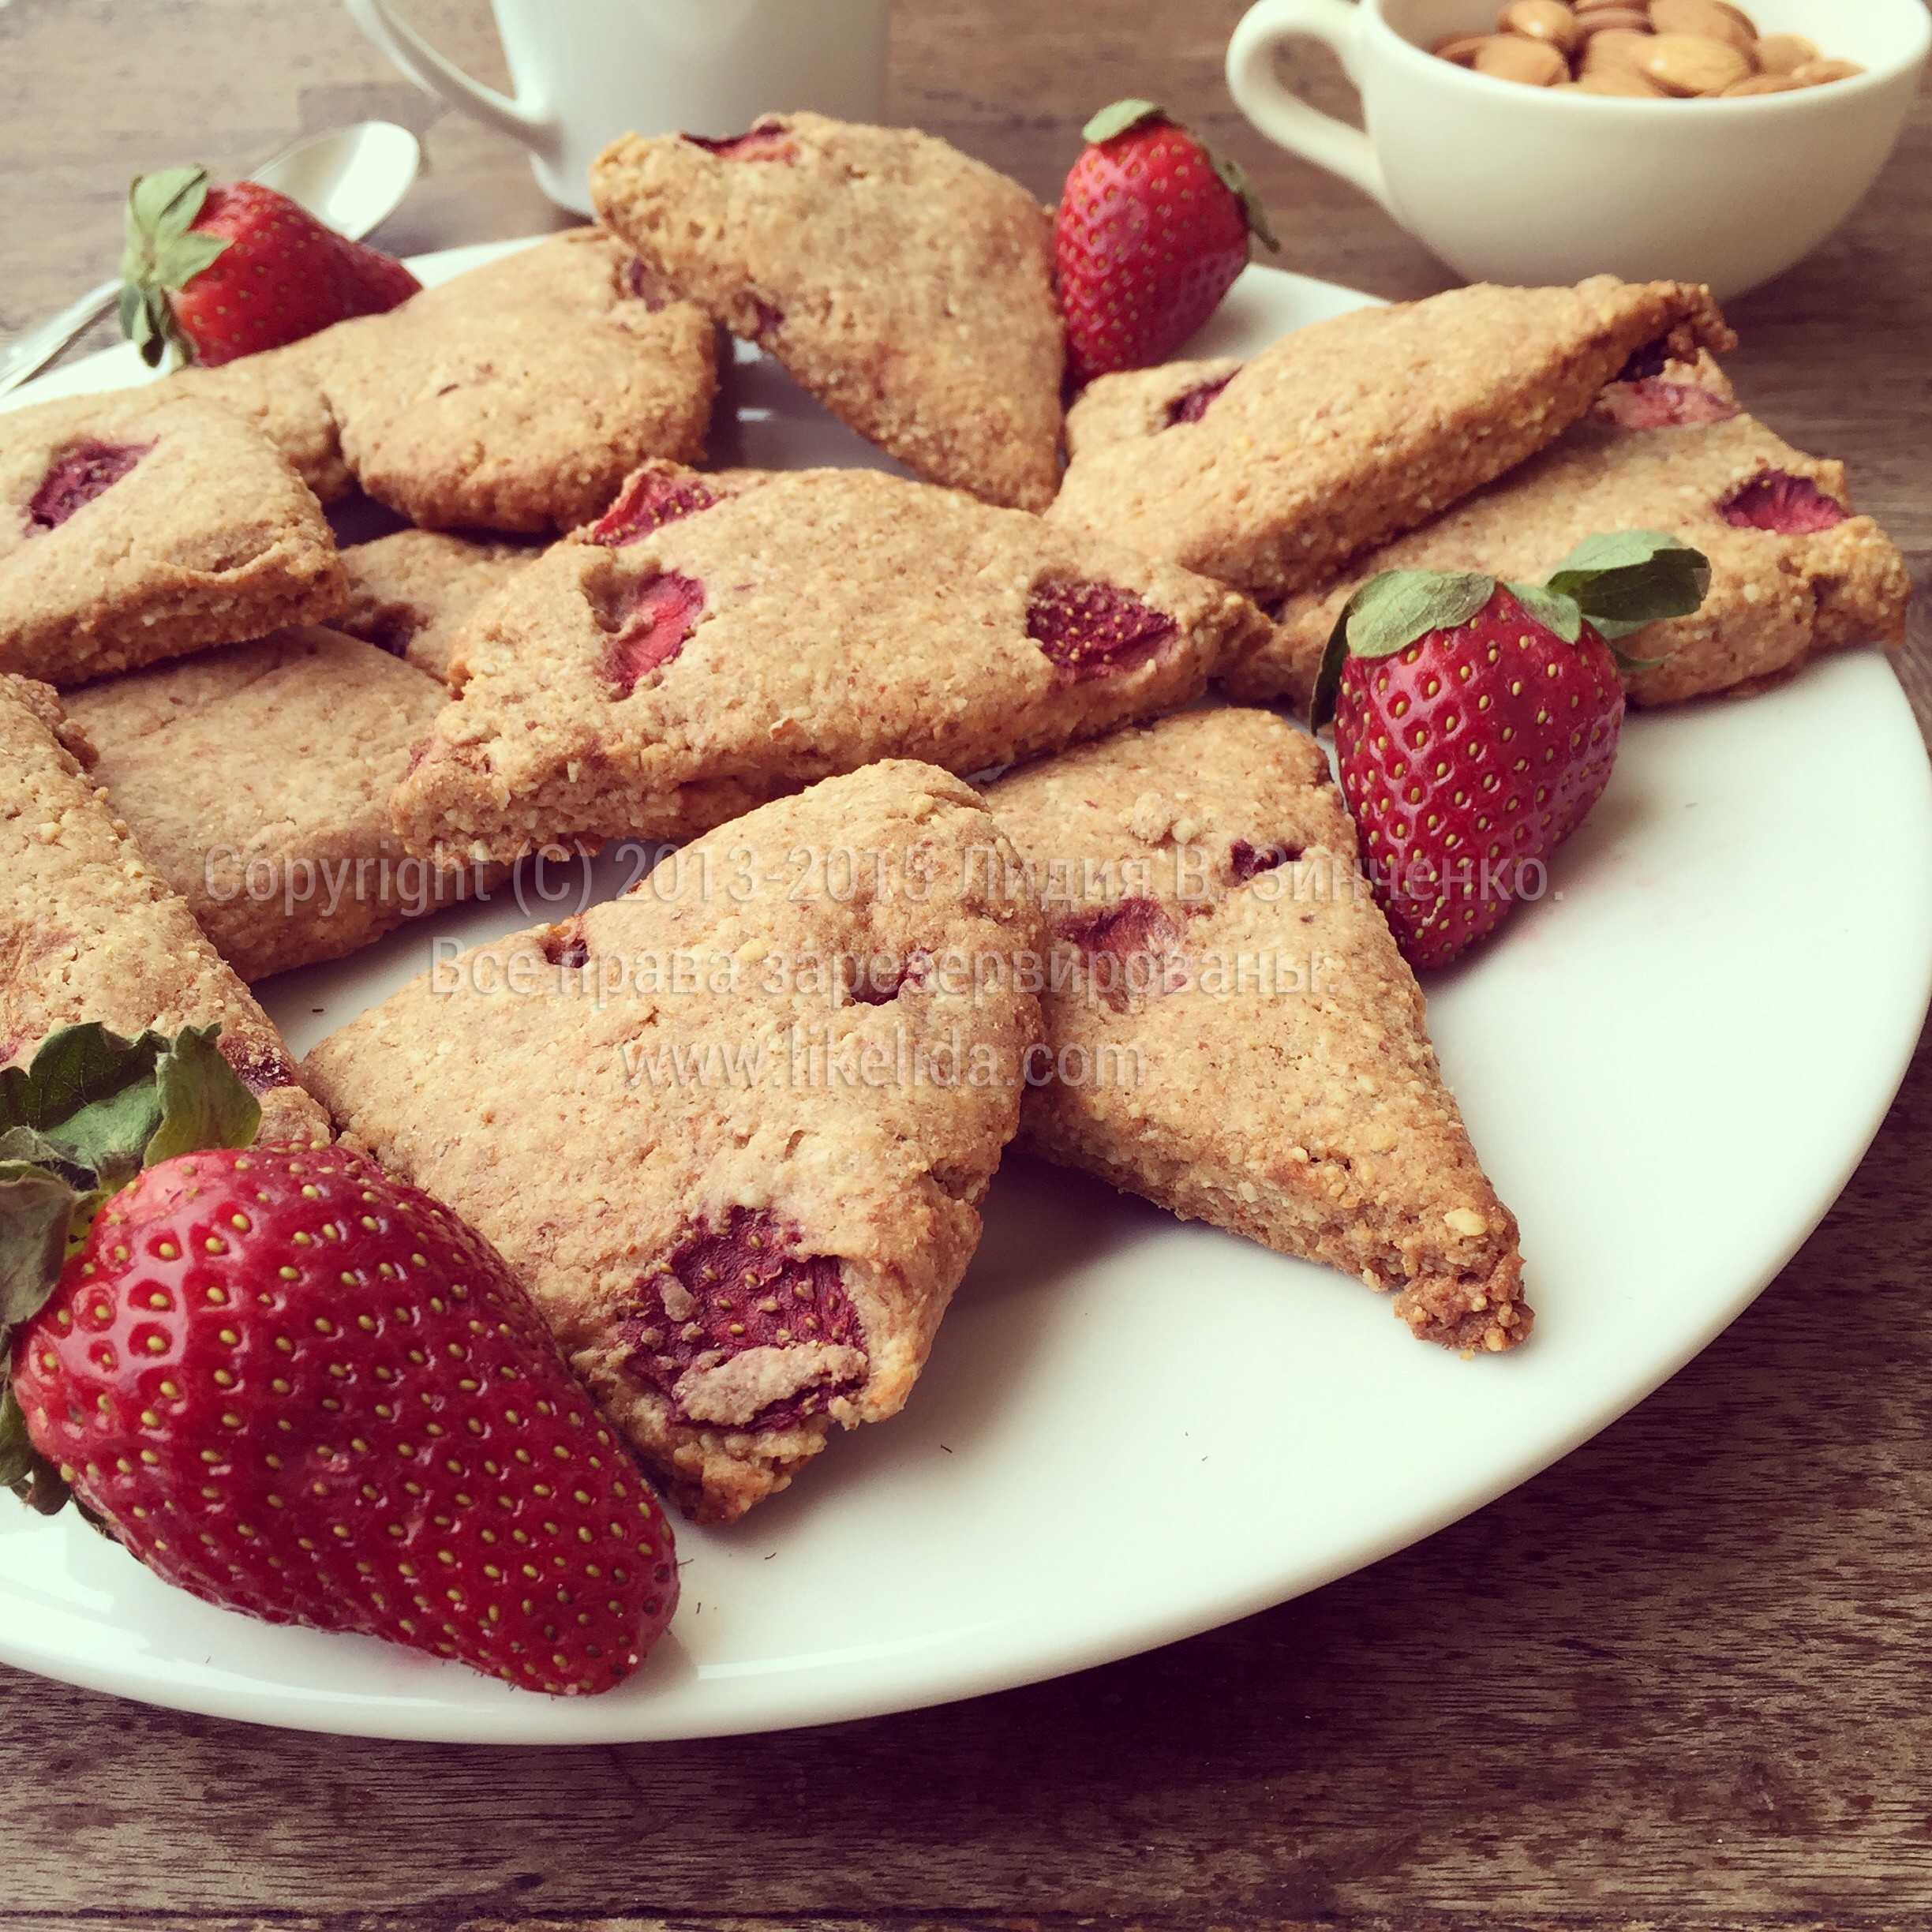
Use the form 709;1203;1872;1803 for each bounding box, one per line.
0;674;328;1143
590;114;1063;511
983;707;1529;1354
64;628;489;980
303;761;1045;1522
1047;277;1734;601
1222;358;1911;710
176;229;721;534
393;463;1270;867
0;389;344;686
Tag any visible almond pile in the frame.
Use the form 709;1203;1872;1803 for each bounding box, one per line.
1435;1;1865;97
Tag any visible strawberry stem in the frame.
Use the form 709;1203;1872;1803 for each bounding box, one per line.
119;164;230;369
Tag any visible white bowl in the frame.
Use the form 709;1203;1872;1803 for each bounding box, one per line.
1228;0;1932;300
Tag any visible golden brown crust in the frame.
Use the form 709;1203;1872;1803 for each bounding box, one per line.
1048;278;1733;601
0;390;345;687
303;761;1045;1521
64;627;486;982
1226;395;1911;710
0;674;328;1143
983;708;1529;1354
392;464;1271;867
590;114;1064;511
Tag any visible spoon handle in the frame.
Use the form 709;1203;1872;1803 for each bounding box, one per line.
0;278;120;401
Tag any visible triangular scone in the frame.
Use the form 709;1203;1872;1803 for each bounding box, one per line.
0;675;328;1144
0;390;344;686
983;708;1529;1354
1223;359;1911;710
177;230;719;534
590;114;1063;511
392;463;1269;867
64;628;488;980
304;762;1044;1522
1046;278;1733;603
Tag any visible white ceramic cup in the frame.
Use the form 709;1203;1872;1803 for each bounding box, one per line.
344;0;890;216
1225;0;1930;300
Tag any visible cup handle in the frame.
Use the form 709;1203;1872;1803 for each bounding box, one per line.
343;0;559;155
1226;0;1395;216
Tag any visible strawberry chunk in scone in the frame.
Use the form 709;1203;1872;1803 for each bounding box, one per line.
391;463;1271;868
590;114;1064;511
1226;354;1910;710
1047;277;1735;604
305;762;1046;1523
983;709;1530;1355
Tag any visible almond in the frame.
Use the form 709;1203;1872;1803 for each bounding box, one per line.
1497;0;1583;54
1581;26;1657;70
1571;65;1669;93
1650;0;1756;53
1721;72;1802;94
1473;33;1571;82
1576;7;1653;33
1791;57;1866;85
1432;32;1493;62
1640;32;1751;94
1753;32;1818;74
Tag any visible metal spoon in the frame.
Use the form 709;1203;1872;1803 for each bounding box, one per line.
0;121;422;399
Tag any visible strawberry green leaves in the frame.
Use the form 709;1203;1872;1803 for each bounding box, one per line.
1544;530;1713;645
1311;571;1495;728
1335;570;1498;656
1310;532;1709;727
119;164;230;369
0;1023;260;1474
145;1027;262;1166
0;1383;66;1514
1082;99;1167;144
0;1163;75;1335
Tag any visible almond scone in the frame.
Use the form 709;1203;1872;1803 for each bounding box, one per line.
0;390;344;686
1222;361;1911;710
304;761;1045;1522
65;628;488;981
983;707;1529;1354
0;674;328;1142
393;463;1270;867
176;229;720;534
1047;277;1733;602
590;114;1064;511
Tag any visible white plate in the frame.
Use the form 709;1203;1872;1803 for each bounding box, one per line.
2;242;1928;1743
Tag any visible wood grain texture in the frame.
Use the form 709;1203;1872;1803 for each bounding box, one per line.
1;3;1928;1927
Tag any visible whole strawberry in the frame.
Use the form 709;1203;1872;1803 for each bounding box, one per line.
119;165;420;369
1055;99;1278;388
0;1024;676;1695
1311;533;1712;968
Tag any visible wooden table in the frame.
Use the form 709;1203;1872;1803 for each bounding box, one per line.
3;5;1928;1926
